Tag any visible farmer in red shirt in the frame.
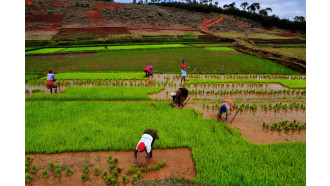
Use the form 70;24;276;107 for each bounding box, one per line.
181;59;187;84
144;66;153;77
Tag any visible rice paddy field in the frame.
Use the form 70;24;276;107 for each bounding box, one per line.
25;42;306;185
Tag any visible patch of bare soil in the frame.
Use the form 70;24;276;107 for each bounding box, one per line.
26;148;195;186
185;103;306;144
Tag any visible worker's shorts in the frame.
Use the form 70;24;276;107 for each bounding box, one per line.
219;104;230;118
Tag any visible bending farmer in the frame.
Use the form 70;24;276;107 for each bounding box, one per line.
134;129;159;168
217;99;234;120
171;88;188;108
181;59;187;84
144;66;153;77
46;69;57;94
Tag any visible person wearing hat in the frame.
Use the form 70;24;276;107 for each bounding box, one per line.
143;66;153;77
134;129;159;168
217;99;234;120
180;59;187;84
46;69;57;94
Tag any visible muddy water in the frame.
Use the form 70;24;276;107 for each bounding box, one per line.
185;102;306;144
26;148;195;186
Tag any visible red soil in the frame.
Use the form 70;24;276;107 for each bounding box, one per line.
83;10;103;22
25;15;66;23
25;148;195;185
25;0;33;6
201;15;228;30
42;2;68;7
120;18;125;23
54;27;130;37
94;3;123;10
29;8;46;14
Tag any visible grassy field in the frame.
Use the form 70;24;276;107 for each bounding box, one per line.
204;47;236;51
255;47;306;60
40;72;146;80
25;48;65;54
26;48;300;74
215;32;297;39
25;101;306;185
26;87;164;101
187;79;306;89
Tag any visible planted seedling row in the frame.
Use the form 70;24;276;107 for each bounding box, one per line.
263;119;306;132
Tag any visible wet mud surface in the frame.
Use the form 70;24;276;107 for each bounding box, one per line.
26;148;195;186
185;102;306;144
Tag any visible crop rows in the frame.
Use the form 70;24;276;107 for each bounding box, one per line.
188;89;306;95
263;119;306;131
26;101;305;185
26;87;164;101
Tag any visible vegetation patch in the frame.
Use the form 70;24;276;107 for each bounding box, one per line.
25;101;305;185
25;48;65;54
26;87;164;101
204;47;236;51
41;72;146;80
187;79;306;89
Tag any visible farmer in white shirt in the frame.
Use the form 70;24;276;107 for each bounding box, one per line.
134;129;159;168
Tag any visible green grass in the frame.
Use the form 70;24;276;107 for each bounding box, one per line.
25;74;39;80
61;47;106;52
26;87;164;101
142;37;173;39
204;47;236;51
25;48;65;54
187;79;306;89
26;47;300;74
40;72;146;80
26;101;306;185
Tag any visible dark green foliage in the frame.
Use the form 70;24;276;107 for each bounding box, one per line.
81;174;87;182
103;170;108;179
55;167;61;177
31;164;37;174
137;170;142;179
49;161;54;171
66;166;73;176
25;172;31;183
43;169;49;178
83;164;89;174
94;166;100;176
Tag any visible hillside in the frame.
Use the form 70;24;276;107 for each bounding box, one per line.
25;0;305;41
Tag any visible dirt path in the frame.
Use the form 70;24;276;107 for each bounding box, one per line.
201;15;228;31
26;148;195;186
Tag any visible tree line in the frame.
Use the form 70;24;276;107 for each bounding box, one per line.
132;0;305;33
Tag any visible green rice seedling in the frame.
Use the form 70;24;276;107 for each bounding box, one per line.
55;163;60;169
132;175;138;184
113;169;118;177
31;164;37;174
162;160;166;166
42;169;49;178
49;161;54;171
55;167;61;177
112;177;118;185
147;166;151;172
108;160;113;164
156;162;162;170
25;166;29;172
25;161;29;167
66;166;73;176
108;155;112;162
84;164;89;174
26;156;32;163
278;126;283;131
107;176;112;184
119;166;124;171
94;166;100;176
110;164;116;170
114;157;118;163
81;174;87;182
137;170;142;178
266;124;269;129
103;170;108;179
127;168;132;174
122;175;129;184
26;172;31;183
25;88;30;93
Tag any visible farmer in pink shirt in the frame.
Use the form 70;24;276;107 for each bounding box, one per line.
181;59;187;84
143;66;153;77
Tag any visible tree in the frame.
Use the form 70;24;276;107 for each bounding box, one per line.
247;3;260;13
240;2;249;11
133;0;136;4
223;4;229;9
214;1;218;6
259;9;268;16
294;16;305;23
228;2;236;8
